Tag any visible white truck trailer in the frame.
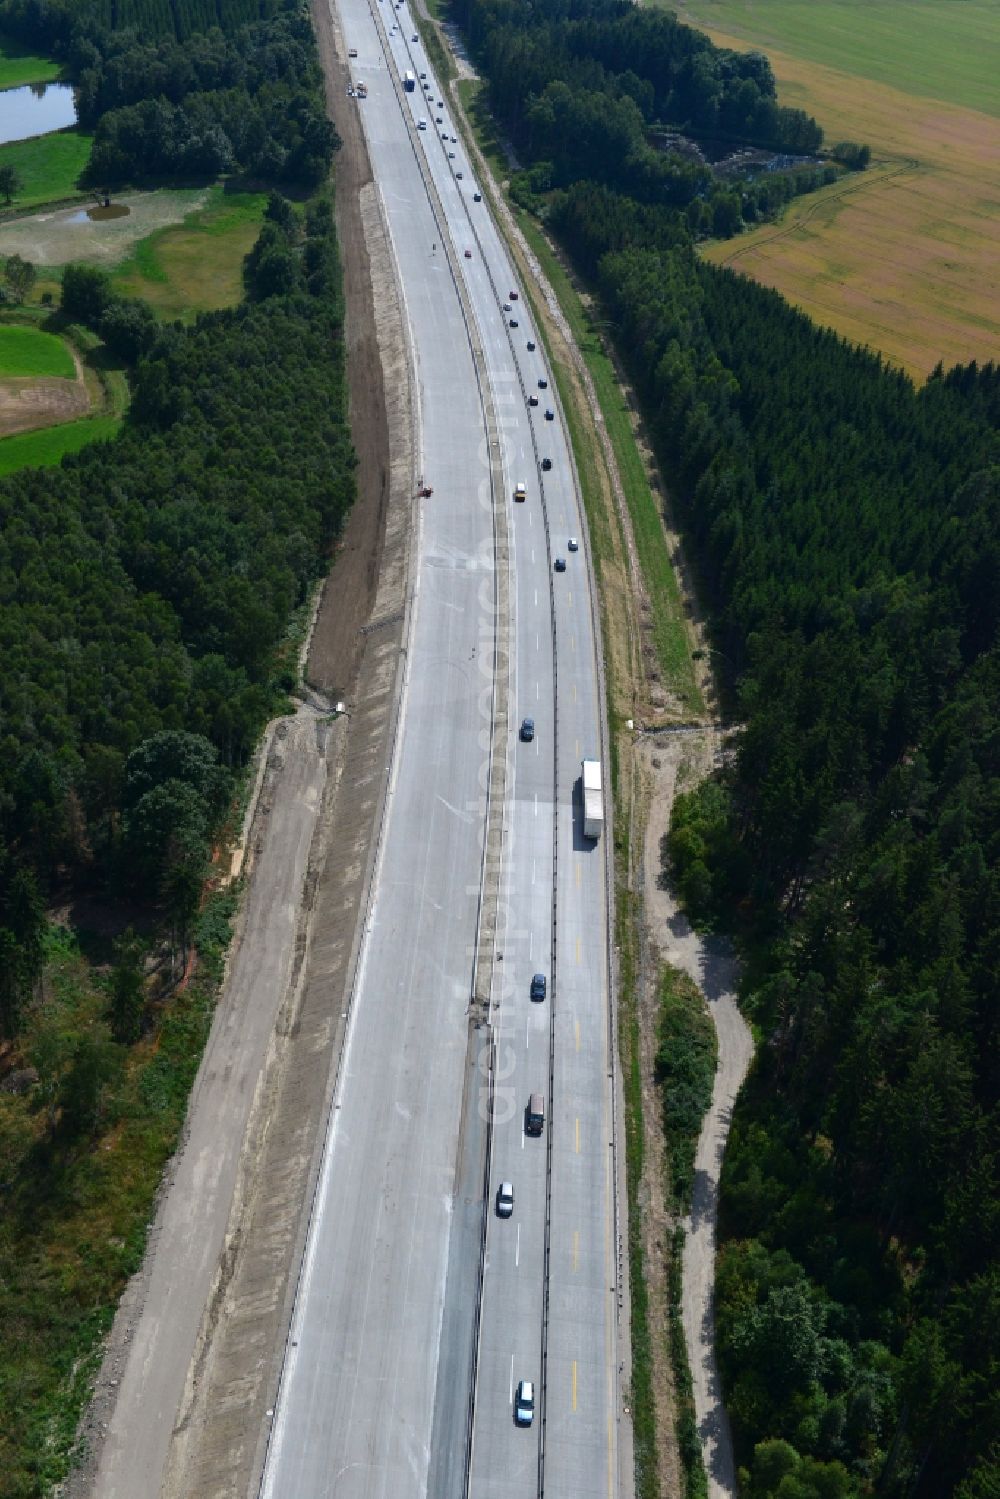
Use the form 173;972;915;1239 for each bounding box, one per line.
582;758;603;840
403;69;416;91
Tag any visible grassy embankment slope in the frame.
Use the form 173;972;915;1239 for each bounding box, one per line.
0;28;59;87
676;0;1000;377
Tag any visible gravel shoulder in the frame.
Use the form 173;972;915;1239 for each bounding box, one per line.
639;730;752;1499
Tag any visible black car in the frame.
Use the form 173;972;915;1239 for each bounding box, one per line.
473;192;482;202
537;377;548;389
526;340;535;351
520;717;535;742
530;973;547;1001
510;318;519;328
554;557;566;572
544;409;554;420
541;457;552;471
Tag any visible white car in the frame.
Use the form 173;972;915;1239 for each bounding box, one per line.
568;537;579;551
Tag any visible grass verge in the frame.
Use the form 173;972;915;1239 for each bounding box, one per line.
0;322;75;377
0;31;61;89
0;128;92;211
0;895;237;1495
112;187;267;318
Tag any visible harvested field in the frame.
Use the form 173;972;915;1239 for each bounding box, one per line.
681;5;1000;378
0;327;88;439
677;0;999;117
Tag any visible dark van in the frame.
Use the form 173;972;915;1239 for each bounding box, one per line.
525;1093;545;1136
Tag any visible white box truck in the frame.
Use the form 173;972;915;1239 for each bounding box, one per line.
582;759;603;840
404;69;416;91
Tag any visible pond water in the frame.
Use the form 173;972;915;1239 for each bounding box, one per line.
67;204;131;223
0;82;76;146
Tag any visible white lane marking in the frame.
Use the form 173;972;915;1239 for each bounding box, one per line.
516;1225;521;1267
532;859;536;885
526;1017;529;1050
510;1355;515;1403
534;589;538;608
532;549;535;564
436;794;472;821
536;681;539;699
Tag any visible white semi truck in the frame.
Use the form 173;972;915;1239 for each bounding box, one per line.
403;69;416;91
582;758;603;840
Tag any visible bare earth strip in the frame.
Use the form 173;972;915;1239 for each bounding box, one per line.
0;357;90;437
696;38;1000;378
639;732;752;1499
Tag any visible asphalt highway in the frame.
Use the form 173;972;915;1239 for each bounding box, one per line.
259;1;619;1494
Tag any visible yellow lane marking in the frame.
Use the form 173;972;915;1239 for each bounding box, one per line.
576;862;582;888
576;935;582;964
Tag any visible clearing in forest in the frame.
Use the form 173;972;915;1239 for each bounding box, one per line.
677;0;1000;378
112;188;267;318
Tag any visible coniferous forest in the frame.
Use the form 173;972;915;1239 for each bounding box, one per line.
455;0;999;1493
0;0;353;1485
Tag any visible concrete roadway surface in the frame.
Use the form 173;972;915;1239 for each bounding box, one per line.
260;1;620;1496
359;9;621;1494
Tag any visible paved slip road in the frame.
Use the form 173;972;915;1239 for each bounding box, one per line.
260;2;620;1495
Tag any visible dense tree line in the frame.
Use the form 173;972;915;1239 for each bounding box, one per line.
605;211;998;1499
455;0;824;232
0;0;335;187
451;0;998;1492
0;193;353;1039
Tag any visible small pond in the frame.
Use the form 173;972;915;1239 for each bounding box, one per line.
0;82;76;146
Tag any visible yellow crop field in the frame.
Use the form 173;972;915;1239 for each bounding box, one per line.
680;4;1000;379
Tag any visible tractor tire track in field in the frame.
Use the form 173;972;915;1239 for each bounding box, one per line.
712;154;921;269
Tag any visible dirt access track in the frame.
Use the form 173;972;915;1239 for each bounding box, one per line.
66;12;417;1499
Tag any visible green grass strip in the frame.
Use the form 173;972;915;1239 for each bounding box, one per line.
0;323;75;377
0;31;61;88
0;128;93;210
0;414;120;475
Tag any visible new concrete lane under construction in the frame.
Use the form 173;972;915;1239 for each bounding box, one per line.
258;3;500;1494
